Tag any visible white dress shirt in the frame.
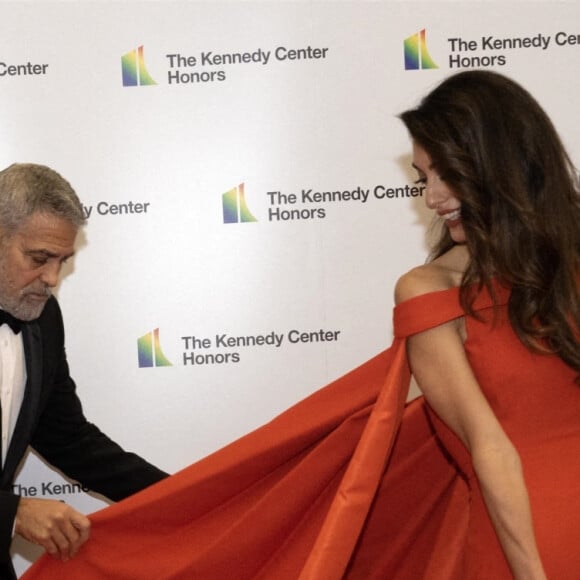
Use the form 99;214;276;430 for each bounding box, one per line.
0;323;27;468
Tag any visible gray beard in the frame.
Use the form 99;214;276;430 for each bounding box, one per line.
0;288;51;321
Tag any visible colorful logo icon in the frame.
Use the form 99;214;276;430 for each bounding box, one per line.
122;45;157;87
138;328;172;367
404;29;438;70
222;183;257;224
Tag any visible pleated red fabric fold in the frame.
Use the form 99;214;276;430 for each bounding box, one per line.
298;340;410;579
23;290;473;579
23;345;418;579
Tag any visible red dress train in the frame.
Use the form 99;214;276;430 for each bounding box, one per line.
22;286;580;579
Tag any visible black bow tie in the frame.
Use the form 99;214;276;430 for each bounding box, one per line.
0;310;23;334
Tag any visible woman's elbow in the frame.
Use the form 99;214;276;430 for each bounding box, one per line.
471;438;523;479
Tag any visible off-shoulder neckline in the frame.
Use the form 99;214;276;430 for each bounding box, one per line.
393;282;510;339
395;279;510;308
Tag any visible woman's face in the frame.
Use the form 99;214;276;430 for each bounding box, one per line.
412;141;466;244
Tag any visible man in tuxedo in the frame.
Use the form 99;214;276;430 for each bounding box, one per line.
0;163;168;579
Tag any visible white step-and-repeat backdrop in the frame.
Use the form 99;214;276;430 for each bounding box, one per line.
1;0;578;574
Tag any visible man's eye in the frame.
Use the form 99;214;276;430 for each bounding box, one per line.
32;257;48;266
414;177;426;185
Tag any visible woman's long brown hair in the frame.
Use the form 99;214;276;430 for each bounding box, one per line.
401;70;580;381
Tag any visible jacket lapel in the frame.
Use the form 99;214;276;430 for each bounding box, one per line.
1;322;43;483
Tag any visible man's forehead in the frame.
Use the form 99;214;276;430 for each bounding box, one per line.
13;213;78;250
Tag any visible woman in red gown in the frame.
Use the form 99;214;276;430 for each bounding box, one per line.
23;71;580;579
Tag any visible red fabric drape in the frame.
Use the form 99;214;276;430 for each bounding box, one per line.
23;339;467;579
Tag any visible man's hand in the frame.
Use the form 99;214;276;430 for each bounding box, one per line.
14;497;91;561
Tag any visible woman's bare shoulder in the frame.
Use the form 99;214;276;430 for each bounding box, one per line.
394;264;451;305
394;245;469;305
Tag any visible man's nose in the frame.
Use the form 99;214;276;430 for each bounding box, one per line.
39;262;61;287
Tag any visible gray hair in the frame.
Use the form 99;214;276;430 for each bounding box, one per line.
0;163;85;235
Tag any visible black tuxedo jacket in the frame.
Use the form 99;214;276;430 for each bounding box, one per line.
0;297;167;577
